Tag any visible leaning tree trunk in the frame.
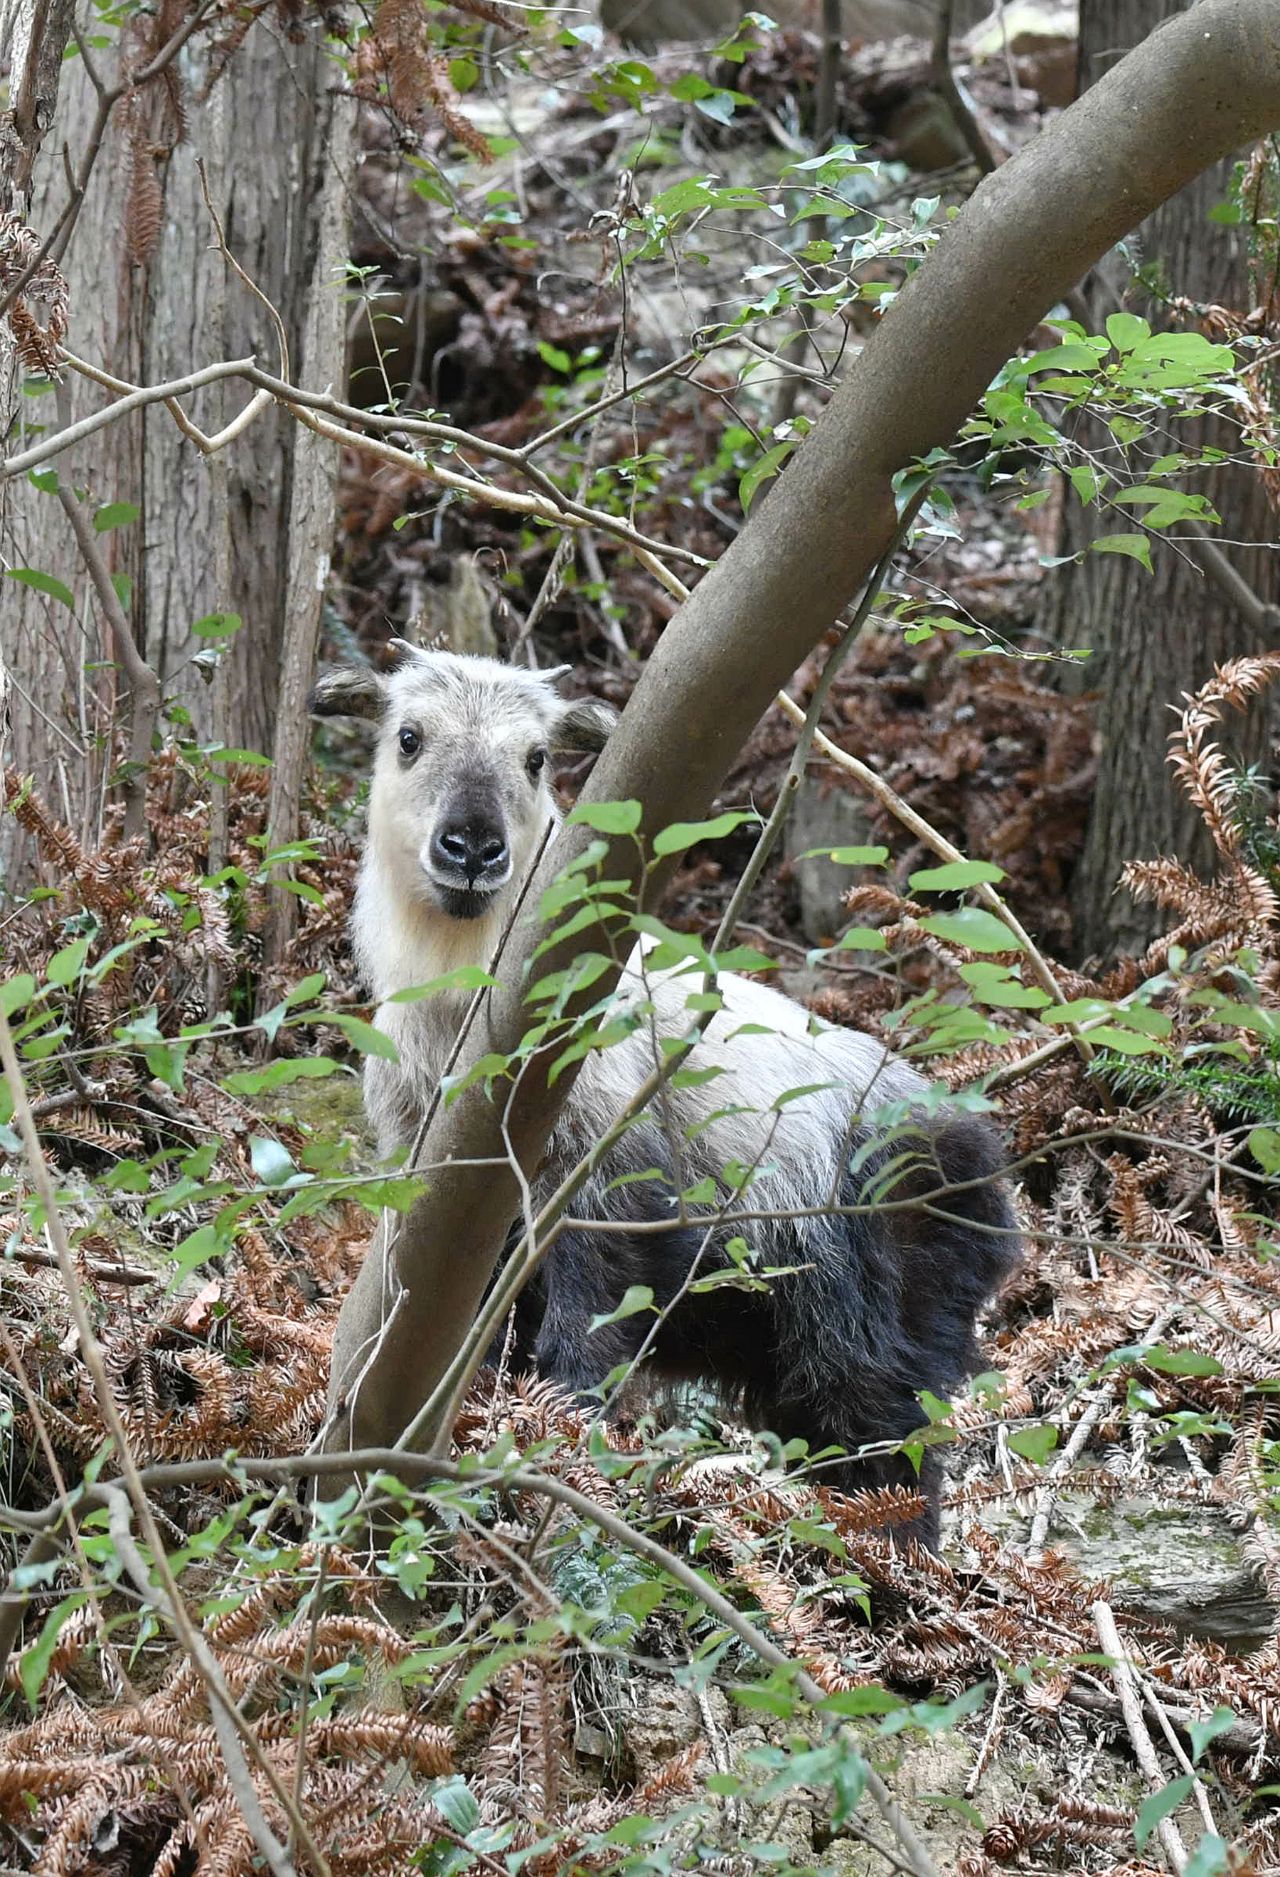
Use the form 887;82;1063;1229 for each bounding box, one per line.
0;9;351;896
1035;0;1280;961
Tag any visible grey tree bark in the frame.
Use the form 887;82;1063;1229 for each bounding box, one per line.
321;0;1280;1464
0;9;352;895
1034;0;1280;960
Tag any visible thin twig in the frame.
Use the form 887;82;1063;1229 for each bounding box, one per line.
2;357;260;475
1184;521;1280;636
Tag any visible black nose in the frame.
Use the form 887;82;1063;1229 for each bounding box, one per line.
431;822;509;884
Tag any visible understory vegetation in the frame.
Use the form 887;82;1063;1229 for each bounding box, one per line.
2;2;1280;1874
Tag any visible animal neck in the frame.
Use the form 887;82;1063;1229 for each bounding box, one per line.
353;858;508;1003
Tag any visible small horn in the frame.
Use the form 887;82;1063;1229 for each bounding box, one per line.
386;637;422;668
542;664;574;686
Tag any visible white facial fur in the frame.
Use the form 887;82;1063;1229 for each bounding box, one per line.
353;653;570;1000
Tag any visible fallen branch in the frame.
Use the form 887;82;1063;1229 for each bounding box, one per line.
1093;1599;1189;1875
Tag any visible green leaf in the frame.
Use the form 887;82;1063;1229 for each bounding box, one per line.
431;1777;480;1836
327;1013;399;1061
1186;1706;1236;1764
1088;1025;1169;1055
169;1223;229;1286
652;810;760;856
909;860;1006;891
1106;311;1150;353
588;1285;655;1334
21;1593;90;1705
46;937;92;987
1025;342;1106;373
921;1793;986;1830
1248;1126;1280;1174
1143;1345;1223;1378
2;974;37;1017
818;1684;904;1717
93;500;140;533
1134;1775;1194;1850
616;1578;666;1621
1184;1836;1229;1877
797;845;889;866
192;611;243;639
1008;1424;1058;1465
221;1057;342;1095
823;927;887;954
1090;533;1153;572
249;1136;296;1187
567;800;642;836
6;567;75;608
740;440;794;512
918;908;1023;953
388;966;497;1003
959;962;1050;1010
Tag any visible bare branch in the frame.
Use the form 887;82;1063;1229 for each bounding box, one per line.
1092;1600;1189;1875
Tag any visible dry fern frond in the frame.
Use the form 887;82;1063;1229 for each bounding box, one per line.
351;0;500;157
1168;652;1280;862
0;212;69;376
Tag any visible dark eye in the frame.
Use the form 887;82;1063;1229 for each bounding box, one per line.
526;748;546;780
399;725;421;759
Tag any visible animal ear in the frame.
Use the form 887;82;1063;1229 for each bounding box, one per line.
308;666;387;720
553;696;618;753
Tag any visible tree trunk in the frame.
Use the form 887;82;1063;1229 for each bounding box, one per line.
1;12;351;893
1035;0;1280;961
320;0;1280;1467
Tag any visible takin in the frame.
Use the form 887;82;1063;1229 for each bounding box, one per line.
310;644;1019;1546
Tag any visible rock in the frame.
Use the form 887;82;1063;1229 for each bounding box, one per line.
977;1491;1276;1649
822;1732;1023;1875
626;1680;734;1785
1073;1496;1276;1648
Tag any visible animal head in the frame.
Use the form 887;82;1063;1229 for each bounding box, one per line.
310;643;617;928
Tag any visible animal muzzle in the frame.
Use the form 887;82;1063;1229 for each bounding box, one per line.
426;815;511;911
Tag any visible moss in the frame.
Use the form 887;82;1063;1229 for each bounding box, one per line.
254;1069;374;1163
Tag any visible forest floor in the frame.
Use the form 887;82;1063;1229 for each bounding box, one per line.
2;7;1280;1876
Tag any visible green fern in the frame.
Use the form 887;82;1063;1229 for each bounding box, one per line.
1101;1048;1280;1125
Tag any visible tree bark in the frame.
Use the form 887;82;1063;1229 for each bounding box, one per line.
322;0;1280;1465
1035;0;1280;960
0;11;351;889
